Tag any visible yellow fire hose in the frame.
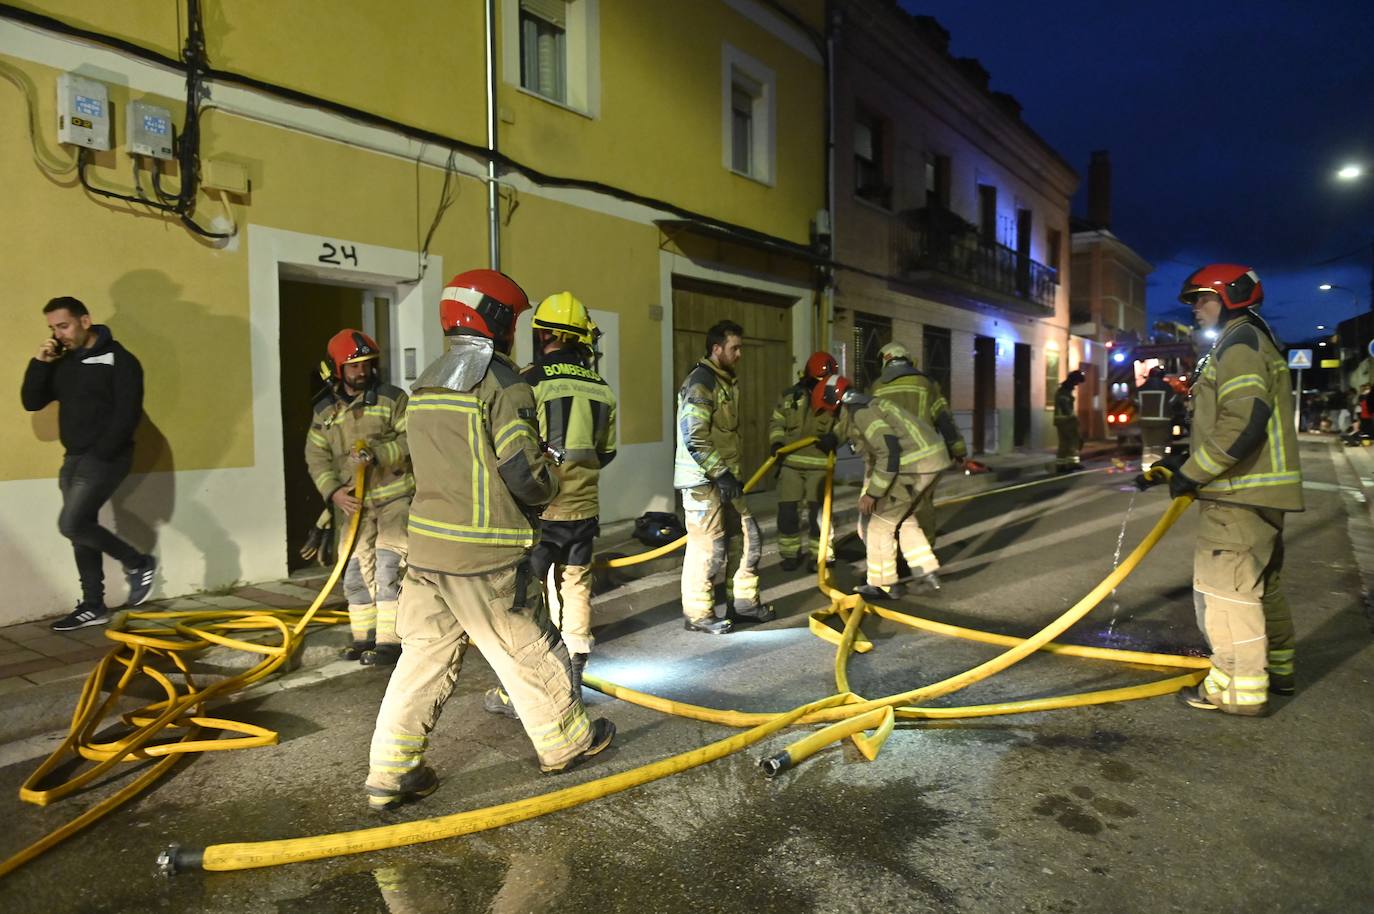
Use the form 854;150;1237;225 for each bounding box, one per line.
0;459;369;880
145;457;1201;874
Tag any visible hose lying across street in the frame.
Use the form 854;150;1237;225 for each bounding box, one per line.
1;445;1200;879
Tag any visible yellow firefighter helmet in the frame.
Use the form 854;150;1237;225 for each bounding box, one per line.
532;291;599;346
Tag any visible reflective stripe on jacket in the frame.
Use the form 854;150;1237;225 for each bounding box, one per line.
406;352;559;574
304;383;414;508
870;362;967;458
524;350;617;522
673;358;741;488
1182;315;1302;512
768;380;834;470
840;395;951;498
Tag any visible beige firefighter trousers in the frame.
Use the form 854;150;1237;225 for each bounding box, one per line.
857;476;939;587
1192;501;1293;714
342;496;410;646
680;483;762;621
366;561;593;789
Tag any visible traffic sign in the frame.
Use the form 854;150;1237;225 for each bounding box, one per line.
1368;339;1374;359
1286;349;1313;369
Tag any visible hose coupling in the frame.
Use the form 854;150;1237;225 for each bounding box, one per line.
759;751;794;778
155;844;203;876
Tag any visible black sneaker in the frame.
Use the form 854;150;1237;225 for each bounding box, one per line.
366;766;439;812
540;718;616;774
124;556;157;607
683;616;732;635
51;603;110;631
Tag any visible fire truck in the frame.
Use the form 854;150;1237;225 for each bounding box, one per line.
1103;336;1197;450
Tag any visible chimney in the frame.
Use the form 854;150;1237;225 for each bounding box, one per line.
1088;150;1111;229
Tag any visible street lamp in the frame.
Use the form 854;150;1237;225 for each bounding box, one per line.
1336;163;1364;181
1318;283;1361;311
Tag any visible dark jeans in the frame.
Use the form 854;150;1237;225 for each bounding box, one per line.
58;452;142;606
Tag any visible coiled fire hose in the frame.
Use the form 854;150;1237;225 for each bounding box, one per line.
0;458;369;879
151;456;1200;874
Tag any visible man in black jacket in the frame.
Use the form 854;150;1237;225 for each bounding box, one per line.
21;297;156;631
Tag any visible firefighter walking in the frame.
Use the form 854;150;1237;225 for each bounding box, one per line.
768;352;839;572
364;270;613;811
815;374;951;599
674;319;774;634
869;341;967;544
305;329;413;666
485;291;617;719
1054;369;1087;472
1137;264;1301;716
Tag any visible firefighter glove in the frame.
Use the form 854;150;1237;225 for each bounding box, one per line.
714;471;744;504
817;432;839;455
769;442;782;457
1168;467;1200;500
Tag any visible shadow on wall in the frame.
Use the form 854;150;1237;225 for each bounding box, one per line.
102;269;249;591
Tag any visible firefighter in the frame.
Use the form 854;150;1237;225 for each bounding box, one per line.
485;291;616;720
1137;264;1301;715
1137;366;1175;467
364;270;613;811
305;329;413;666
674;319;775;634
768;351;839;572
870;341;967;544
1054;369;1087;472
815;374;951;599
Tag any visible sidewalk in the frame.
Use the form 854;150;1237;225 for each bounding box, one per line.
0;442;1118;718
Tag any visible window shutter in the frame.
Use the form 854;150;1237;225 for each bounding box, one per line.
520;0;567;27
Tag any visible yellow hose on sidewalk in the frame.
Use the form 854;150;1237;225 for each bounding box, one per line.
0;462;368;880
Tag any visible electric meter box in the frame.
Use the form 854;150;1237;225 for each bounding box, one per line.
128;100;174;159
57;73;111;151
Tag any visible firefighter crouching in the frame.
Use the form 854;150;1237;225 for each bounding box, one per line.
485;291;617;720
364;270;613;811
1137;264;1301;716
768;352;840;572
305;329;413;666
869;341;967;546
674;320;775;634
816;374;951;600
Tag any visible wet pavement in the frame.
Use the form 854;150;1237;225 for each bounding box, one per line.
2;438;1372;912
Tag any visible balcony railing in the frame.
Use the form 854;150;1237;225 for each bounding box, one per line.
893;209;1059;312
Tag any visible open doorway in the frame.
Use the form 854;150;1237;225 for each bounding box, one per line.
973;334;996;454
278;279;395;572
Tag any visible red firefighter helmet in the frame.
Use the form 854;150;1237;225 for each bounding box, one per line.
1178;264;1263;310
325;329;381;380
439;270;531;348
812;374;852;413
804;351;839;381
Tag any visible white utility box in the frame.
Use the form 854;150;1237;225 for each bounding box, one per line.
57;73;111;150
128;100;174;159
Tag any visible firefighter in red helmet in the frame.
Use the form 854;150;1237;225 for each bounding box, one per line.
1137;263;1301;716
767;351;840;572
305;329;413;666
363;270;613;811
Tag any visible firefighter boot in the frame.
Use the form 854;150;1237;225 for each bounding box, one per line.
366;765;439;812
539;718;616;774
483;686;520;720
340;639;374;661
361;643;402;667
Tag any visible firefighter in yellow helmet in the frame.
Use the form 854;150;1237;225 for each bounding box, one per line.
870;341;967;546
304;329;413;666
768;351;839;572
484;291;617;720
364;270;613;812
816;374;950;598
1137;264;1301;716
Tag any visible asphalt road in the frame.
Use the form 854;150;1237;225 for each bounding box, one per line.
2;438;1371;913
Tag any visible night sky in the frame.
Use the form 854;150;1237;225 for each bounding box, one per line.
898;0;1374;344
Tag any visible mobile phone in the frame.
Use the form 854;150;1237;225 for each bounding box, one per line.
48;334;67;358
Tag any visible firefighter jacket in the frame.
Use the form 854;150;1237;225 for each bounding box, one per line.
305;382;414;509
838;394;951;499
870;362;967;459
673;357;741;488
768;380;834;472
1137;376;1175;428
1181;314;1302;512
1054;385;1078;422
523;349;617;522
405;349;559;575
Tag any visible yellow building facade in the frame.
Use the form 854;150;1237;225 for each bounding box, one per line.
0;0;827;622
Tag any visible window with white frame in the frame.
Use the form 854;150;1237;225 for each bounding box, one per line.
722;44;775;184
502;0;600;115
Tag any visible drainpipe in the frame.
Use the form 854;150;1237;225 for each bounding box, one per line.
822;3;839;356
484;0;501;270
